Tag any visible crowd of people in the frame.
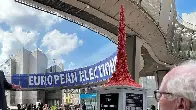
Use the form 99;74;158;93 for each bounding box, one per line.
14;102;87;110
2;58;196;110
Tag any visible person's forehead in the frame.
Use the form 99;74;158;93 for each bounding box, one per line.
166;65;196;76
160;65;196;89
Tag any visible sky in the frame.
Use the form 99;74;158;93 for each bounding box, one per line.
175;0;196;15
0;0;117;70
0;0;195;71
175;0;196;25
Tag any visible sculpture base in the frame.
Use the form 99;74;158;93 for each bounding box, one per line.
97;86;147;110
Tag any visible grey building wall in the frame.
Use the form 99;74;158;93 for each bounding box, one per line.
46;63;64;73
14;49;24;104
0;58;15;106
2;48;48;105
140;76;158;109
21;49;32;104
1;48;66;106
10;59;17;106
28;50;48;103
45;63;64;106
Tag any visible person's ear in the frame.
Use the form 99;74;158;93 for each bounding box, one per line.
177;98;191;110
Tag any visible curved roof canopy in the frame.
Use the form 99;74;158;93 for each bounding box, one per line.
14;0;196;76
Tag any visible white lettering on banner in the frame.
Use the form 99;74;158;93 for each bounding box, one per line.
105;62;110;75
66;73;71;83
109;59;114;73
100;64;106;77
98;65;103;78
40;76;45;85
47;75;53;85
72;72;77;83
89;68;94;80
84;70;89;81
54;75;59;84
29;76;34;85
26;54;117;87
110;56;117;73
66;72;77;84
60;74;65;84
94;66;99;78
79;71;85;82
114;56;117;69
34;76;40;85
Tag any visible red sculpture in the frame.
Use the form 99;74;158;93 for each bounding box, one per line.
104;5;141;88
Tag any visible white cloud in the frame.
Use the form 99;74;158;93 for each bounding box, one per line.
0;0;84;68
41;30;83;66
80;26;87;31
66;62;75;70
78;40;84;45
182;12;196;29
0;27;39;64
0;0;62;30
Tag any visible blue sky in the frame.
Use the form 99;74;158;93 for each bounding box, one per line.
38;20;117;69
0;0;117;70
175;0;196;15
175;0;196;28
41;21;117;69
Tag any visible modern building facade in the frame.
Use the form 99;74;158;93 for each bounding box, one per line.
0;48;67;106
64;89;80;105
139;76;158;109
0;48;48;105
0;58;16;107
45;63;64;106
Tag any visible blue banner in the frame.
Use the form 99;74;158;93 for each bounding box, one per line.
11;52;117;88
80;93;97;99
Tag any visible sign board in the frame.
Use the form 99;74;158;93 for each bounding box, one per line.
80;93;97;99
100;93;119;110
96;86;147;110
126;93;143;110
11;52;117;88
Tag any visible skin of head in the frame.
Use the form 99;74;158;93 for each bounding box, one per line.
44;104;48;107
159;60;196;110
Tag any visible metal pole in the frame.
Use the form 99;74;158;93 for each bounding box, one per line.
53;59;56;72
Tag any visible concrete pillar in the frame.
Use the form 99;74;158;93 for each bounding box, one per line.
126;35;136;81
135;37;143;83
126;35;142;83
155;70;169;89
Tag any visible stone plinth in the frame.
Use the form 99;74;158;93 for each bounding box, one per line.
97;86;147;110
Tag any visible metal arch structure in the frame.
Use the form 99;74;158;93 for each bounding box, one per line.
14;0;196;76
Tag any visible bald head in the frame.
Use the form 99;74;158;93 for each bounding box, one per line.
161;64;196;90
160;60;196;102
